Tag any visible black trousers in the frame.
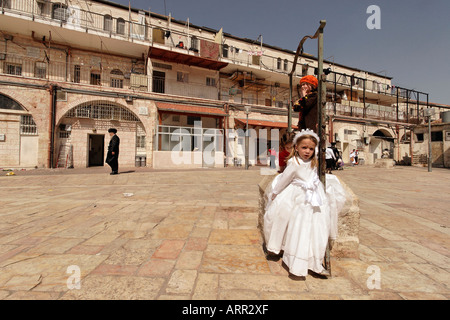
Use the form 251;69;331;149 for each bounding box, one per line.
106;154;119;173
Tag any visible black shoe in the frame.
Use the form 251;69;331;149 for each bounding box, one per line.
110;172;118;175
262;243;281;261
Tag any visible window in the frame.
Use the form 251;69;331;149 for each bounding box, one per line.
187;116;201;125
110;69;124;88
90;72;101;86
277;58;281;70
222;44;229;58
136;135;146;148
431;131;443;142
35;62;47;79
104;15;113;32
284;59;288;71
190;36;199;51
152;70;165;93
0;0;11;9
66;102;140;122
416;133;424;142
0;94;23;110
5;63;22;76
302;64;308;76
206;77;216;87
52;3;68;21
73;65;81;83
177;72;189;83
20;115;38;135
116;18;125;35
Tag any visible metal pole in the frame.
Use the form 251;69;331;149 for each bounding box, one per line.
317;20;326;186
428;113;432;173
245;113;249;170
288;74;293;132
316;20;331;277
288;20;326;132
427;94;431;172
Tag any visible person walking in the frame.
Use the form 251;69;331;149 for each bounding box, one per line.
106;128;120;175
325;145;336;174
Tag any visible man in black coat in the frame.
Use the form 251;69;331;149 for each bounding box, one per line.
106;128;120;175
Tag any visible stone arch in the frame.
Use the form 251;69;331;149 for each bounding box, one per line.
56;99;149;168
0;92;40;167
372;128;394;138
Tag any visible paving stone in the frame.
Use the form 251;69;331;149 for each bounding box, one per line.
152;240;185;260
137;259;175;277
166;270;198;295
192;273;219;300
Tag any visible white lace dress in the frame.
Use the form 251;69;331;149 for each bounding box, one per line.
264;157;346;276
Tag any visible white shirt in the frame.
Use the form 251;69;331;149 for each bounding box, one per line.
326;147;336;160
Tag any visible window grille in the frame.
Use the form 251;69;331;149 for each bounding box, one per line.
73;65;81;83
52;3;68;21
116;18;125;35
20;115;38;135
104;15;113;32
35;62;47;79
66;101;140;122
206;77;216;87
5;63;22;76
90;72;101;86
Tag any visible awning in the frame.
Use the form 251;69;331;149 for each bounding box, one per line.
157;102;227;117
235;118;298;129
149;47;228;71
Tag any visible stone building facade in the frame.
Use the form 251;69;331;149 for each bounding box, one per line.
0;0;436;170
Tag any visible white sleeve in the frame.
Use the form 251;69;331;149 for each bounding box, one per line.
272;160;296;195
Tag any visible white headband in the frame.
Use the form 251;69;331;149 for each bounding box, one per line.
293;129;320;156
293;129;320;145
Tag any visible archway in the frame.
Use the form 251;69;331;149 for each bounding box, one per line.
58;100;147;168
0;93;39;167
370;129;395;160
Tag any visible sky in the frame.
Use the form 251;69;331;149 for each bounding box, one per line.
115;0;450;105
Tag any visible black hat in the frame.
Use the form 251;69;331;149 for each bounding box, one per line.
108;128;117;134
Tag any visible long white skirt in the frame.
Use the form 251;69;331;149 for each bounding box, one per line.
264;174;346;276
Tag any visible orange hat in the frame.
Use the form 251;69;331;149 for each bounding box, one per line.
300;75;318;88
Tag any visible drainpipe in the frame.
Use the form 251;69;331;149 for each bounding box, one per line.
49;85;57;168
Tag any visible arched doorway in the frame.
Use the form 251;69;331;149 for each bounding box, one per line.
0;94;39;167
58;100;146;168
370;129;394;160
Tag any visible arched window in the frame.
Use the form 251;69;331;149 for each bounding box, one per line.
104;15;113;32
0;93;23;111
116;18;125;35
65;101;140;122
277;58;281;70
52;3;68;21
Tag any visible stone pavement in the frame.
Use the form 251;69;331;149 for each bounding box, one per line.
0;165;448;300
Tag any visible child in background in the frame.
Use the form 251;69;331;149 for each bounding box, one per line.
264;129;346;278
278;132;294;173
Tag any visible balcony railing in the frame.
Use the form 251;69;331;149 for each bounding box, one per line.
326;102;424;124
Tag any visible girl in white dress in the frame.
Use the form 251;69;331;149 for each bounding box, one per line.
264;129;346;278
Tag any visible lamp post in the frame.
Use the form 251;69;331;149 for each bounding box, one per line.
244;105;251;170
425;108;434;172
